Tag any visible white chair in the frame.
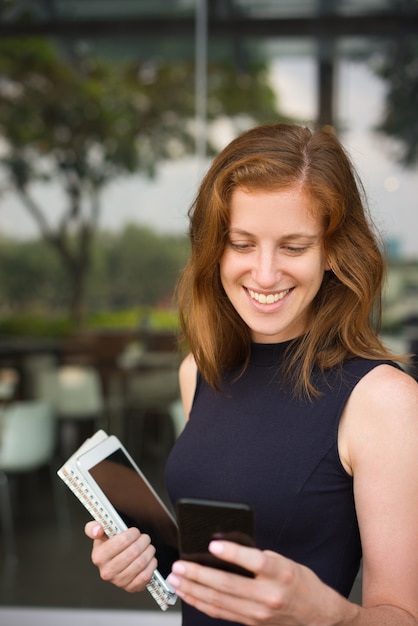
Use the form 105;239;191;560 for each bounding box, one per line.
22;353;57;399
0;368;19;402
124;368;181;461
125;368;180;414
0;400;58;559
168;398;186;439
36;365;106;457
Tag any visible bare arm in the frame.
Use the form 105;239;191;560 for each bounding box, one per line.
338;364;418;624
179;353;198;421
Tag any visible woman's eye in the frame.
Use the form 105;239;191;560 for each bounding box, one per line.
228;241;252;251
283;246;307;255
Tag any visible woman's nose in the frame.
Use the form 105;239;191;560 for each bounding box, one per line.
252;251;281;287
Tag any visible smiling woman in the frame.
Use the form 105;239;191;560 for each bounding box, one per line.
219;186;329;345
176;123;389;397
84;124;418;626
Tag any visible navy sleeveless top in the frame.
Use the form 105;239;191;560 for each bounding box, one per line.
165;342;397;626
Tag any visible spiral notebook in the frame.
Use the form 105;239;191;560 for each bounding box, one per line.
57;430;179;611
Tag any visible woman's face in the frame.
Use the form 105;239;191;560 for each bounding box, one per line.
219;186;329;343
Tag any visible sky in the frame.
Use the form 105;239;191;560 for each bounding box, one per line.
0;56;417;259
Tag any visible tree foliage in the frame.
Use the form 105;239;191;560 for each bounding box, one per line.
0;37;286;326
0;236;67;313
0;225;189;316
374;37;418;167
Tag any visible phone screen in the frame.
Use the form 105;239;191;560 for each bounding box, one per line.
177;498;255;577
87;448;179;578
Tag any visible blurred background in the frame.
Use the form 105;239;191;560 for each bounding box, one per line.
0;0;417;620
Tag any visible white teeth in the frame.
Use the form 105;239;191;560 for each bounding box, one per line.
248;289;290;304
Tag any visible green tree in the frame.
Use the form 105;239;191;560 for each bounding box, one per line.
92;225;189;310
0;37;286;326
0;227;189;315
374;37;418;167
0;236;67;312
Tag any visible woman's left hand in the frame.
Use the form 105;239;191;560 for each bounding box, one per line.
167;540;350;626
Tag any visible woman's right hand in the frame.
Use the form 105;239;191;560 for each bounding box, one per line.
84;521;157;593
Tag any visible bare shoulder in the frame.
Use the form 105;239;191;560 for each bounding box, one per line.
353;363;418;415
340;363;418;473
179;353;198;420
179;352;197;383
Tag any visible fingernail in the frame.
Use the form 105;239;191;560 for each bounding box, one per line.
209;540;224;555
167;574;180;587
92;524;101;537
172;561;186;575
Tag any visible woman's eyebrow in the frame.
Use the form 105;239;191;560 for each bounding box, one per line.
228;228;322;241
279;233;322;242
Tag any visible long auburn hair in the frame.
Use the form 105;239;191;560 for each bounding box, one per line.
176;123;399;398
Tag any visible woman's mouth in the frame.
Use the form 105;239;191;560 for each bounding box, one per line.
247;288;291;304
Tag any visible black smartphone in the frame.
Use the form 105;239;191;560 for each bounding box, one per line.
177;498;255;577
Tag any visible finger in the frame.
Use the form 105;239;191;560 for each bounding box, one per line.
209;540;267;577
96;532;157;591
104;545;157;593
167;562;261;625
85;521;105;539
209;541;290;583
169;555;262;602
91;528;149;568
